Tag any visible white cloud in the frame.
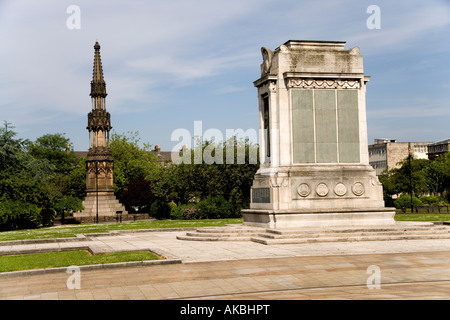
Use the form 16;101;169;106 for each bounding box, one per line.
368;97;450;120
0;0;449;150
347;2;450;55
126;52;257;82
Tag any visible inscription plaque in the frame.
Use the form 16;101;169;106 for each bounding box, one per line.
252;188;271;203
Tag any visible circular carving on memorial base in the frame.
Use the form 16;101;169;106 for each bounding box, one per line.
334;183;347;197
297;183;311;197
316;183;329;197
352;182;365;196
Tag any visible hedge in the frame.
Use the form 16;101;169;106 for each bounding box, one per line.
169;196;241;220
0;200;41;231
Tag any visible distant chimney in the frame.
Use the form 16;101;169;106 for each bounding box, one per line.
155;145;161;153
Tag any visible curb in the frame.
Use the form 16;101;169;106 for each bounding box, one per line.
0;227;199;246
0;258;182;278
0;247;182;278
0;235;89;247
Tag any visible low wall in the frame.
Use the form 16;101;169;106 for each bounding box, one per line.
74;213;150;224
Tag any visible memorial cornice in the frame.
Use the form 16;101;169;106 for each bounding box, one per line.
253;74;277;88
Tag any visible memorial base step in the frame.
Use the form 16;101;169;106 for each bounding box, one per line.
177;222;450;244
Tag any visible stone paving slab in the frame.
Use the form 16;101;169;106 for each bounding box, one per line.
4;228;450;262
1;251;450;300
1;227;450;300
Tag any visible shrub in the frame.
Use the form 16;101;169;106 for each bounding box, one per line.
394;194;423;209
168;197;242;220
197;196;240;219
180;204;200;220
150;200;171;220
0;201;13;231
0;200;41;230
169;202;182;220
419;196;445;206
41;208;56;227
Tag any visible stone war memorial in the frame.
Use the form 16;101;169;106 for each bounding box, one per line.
242;40;396;229
179;40;450;243
74;42;128;223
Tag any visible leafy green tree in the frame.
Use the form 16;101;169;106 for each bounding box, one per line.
54;196;84;224
29;133;79;173
379;152;450;205
384;158;430;197
109;131;160;197
0;200;41;230
0;121;31;171
169;136;259;208
0;123;54;205
425;159;447;196
28;133;85;208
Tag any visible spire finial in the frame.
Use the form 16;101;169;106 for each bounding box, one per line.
90;40;107;98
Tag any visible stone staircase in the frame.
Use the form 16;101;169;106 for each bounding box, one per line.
75;192;128;219
176;225;262;241
177;222;450;245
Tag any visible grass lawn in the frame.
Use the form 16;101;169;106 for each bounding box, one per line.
0;250;160;273
0;218;243;242
394;213;450;222
1;214;448;242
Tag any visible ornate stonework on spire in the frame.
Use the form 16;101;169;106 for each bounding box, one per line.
75;41;127;223
90;41;107;99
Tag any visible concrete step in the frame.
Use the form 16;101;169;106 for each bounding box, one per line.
82;199;122;206
263;223;443;235
196;226;262;234
251;222;450;244
251;233;450;245
176;234;255;241
176;222;450;244
176;225;263;241
259;226;447;239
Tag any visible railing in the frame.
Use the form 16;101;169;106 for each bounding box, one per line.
400;206;450;213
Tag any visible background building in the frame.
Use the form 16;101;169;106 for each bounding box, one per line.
427;139;450;160
368;139;430;175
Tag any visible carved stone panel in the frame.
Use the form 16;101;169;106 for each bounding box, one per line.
316;183;329;197
297;183;311;197
352;182;365;196
334;183;347;196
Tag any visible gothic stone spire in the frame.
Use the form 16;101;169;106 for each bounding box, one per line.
90;41;107;99
87;41;112;154
74;41;128;222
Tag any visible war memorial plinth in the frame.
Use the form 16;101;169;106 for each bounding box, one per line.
242;40;396;228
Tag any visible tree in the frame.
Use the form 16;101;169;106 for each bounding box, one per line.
120;178;154;212
28;133;85;208
425;159;447;196
379;152;450;206
54;196;84;224
109;131;160;197
0;123;54;205
0;124;86;229
384;158;430;197
29;133;79;173
169;136;259;208
0;121;31;171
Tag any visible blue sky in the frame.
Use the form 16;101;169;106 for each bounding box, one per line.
0;0;449;152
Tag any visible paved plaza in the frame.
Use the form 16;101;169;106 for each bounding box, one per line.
1;227;450;300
